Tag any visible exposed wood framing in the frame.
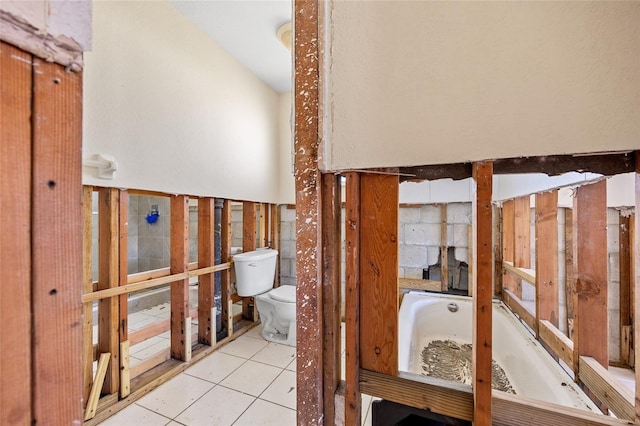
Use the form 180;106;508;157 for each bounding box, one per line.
472;161;493;426
539;320;573;368
270;204;281;286
579;356;634;421
503;289;538;334
441;204;449;292
1;42;32;425
635;153;640;423
535;190;559;328
98;187;120;394
321;173;342;424
620;213;632;365
573;180;608;377
242;201;258;321
82;186;94;405
564;208;575;339
198;198;216;345
259;203;268;247
502;199;519;295
514;195;531;271
345;172;362;425
494;205;503;297
170;195;191;362
359;173;399;375
221;200;233;338
84;353;111;421
118;190;130;397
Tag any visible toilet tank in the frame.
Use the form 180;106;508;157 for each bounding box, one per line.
233;248;278;297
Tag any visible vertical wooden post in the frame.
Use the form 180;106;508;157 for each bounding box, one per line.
513;196;530;298
535;190;559;328
32;57;84;422
221;200;233;338
620;213;632;365
82;187;94;405
345;172;362;426
322;173;342;425
259;202;268;247
198;197;216;345
97;187;120;394
472;161;493;426
493;205;503;298
242;201;258;321
441;204;449;292
270;204;281;287
633;152;640;423
359;173;399;374
170;195;191;362
629;213;635;369
1;43;32;425
118;190;130;398
502;199;518;294
564;208;575;339
573;180;608;373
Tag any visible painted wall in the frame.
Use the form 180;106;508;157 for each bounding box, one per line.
83;1;287;203
278;93;295;204
324;1;640;170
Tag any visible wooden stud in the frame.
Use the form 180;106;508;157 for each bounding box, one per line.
440;204;449;292
97;187;120;394
345;172;362;426
579;356;634;421
359;173;399;375
242;201;258;321
472;161;493;426
535;190;559;328
573;180;608;373
503;289;538;335
634;152;640;423
539;320;573;368
82;186;94;406
619;213;632;365
493;205;503;298
564;208;575;339
270;204;281;287
118;190;129;398
84;353;111;421
170;195;190;362
514;196;531;300
120;341;131;398
0;42;32;426
198;198;216;345
501;199;518;294
322;173;342;425
630;214;635;369
221;200;233;338
259;202;267;247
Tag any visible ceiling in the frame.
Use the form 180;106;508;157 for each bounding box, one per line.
170;0;293;94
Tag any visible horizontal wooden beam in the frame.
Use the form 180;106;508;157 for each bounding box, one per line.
399;278;442;292
502;289;537;334
503;262;536;284
579;356;634;422
538;320;573;368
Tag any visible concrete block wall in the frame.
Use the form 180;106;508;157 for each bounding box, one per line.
279;205;297;286
608;208;621;363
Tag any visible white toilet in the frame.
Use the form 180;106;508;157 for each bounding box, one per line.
233;248;296;346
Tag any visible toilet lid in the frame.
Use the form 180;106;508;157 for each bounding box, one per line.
269;285;296;303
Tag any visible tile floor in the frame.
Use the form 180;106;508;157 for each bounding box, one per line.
98;324;377;426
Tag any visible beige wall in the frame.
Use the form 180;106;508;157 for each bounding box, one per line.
324;1;640;170
84;1;288;203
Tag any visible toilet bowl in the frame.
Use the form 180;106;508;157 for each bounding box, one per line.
233;248;296;346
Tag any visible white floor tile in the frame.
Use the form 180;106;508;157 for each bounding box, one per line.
97;403;171;426
285;358;296;372
260;370;296;409
219;335;269;359
220;360;282;397
232;399;296;426
251;342;296;368
174;385;254;426
132;339;171;360
244;324;265;340
130;336;168;356
136;373;214;419
184;351;246;384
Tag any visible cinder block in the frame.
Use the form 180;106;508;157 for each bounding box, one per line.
521;281;535;302
608;225;620;254
400;207;421;224
280;222;292;241
608;208;620;226
609;309;621;363
454;247;468;263
404;267;424;280
280;205;296;222
280;257;291;277
452;224;468;247
609;252;620;282
608;278;620;311
405;223;441;246
421;205;441;223
281;240;296;258
447;203;472;224
427;246;441;266
400;245;428;268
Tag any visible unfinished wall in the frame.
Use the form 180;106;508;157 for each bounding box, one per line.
83;1;287;203
279;205;297;286
323;1;640;170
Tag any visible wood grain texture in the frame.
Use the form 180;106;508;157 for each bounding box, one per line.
270;204;281;286
242;201;257;321
579;356;634;421
634;152;640;423
345;172;362;426
170;195;190;361
619;214;631;365
221;200;233;338
32;57;84;423
539;320;573;368
472;161;493;426
359;173;399;375
441;204;449;292
514;196;531;270
503;289;538;335
119;191;129;343
82;186;94;405
198;198;215;345
0;42;32;426
502;200;515;263
535;190;559;327
573;181;608;369
564;208;575;339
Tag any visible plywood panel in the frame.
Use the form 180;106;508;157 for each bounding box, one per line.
472;161;493;426
170;195;190;361
31;57;83;423
535;190;559;327
198;198;215;345
0;42;32;425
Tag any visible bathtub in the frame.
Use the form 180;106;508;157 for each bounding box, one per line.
398;292;599;412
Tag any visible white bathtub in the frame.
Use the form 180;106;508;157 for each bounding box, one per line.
398;292;598;412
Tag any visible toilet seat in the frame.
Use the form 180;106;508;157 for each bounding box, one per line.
269;285;296;303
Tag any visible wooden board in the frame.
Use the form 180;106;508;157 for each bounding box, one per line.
514;196;531;270
535;190;559;327
579;356;634;421
98;187;120;394
170;195;190;362
634;153;640;423
31;57;84;423
440;204;449;292
221;201;233;337
242;201;258;321
399;278;442;292
564;208;575;339
82;186;94;405
538;320;573;368
84;353;111;421
321;173;342;424
270;204;281;286
573;181;608;369
359;173;399;375
120;341;131;398
0;42;32;425
503;289;538;335
471;161;494;426
345;172;362;426
619;214;632;364
493;205;504;298
198;198;215;345
502;199;515;263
